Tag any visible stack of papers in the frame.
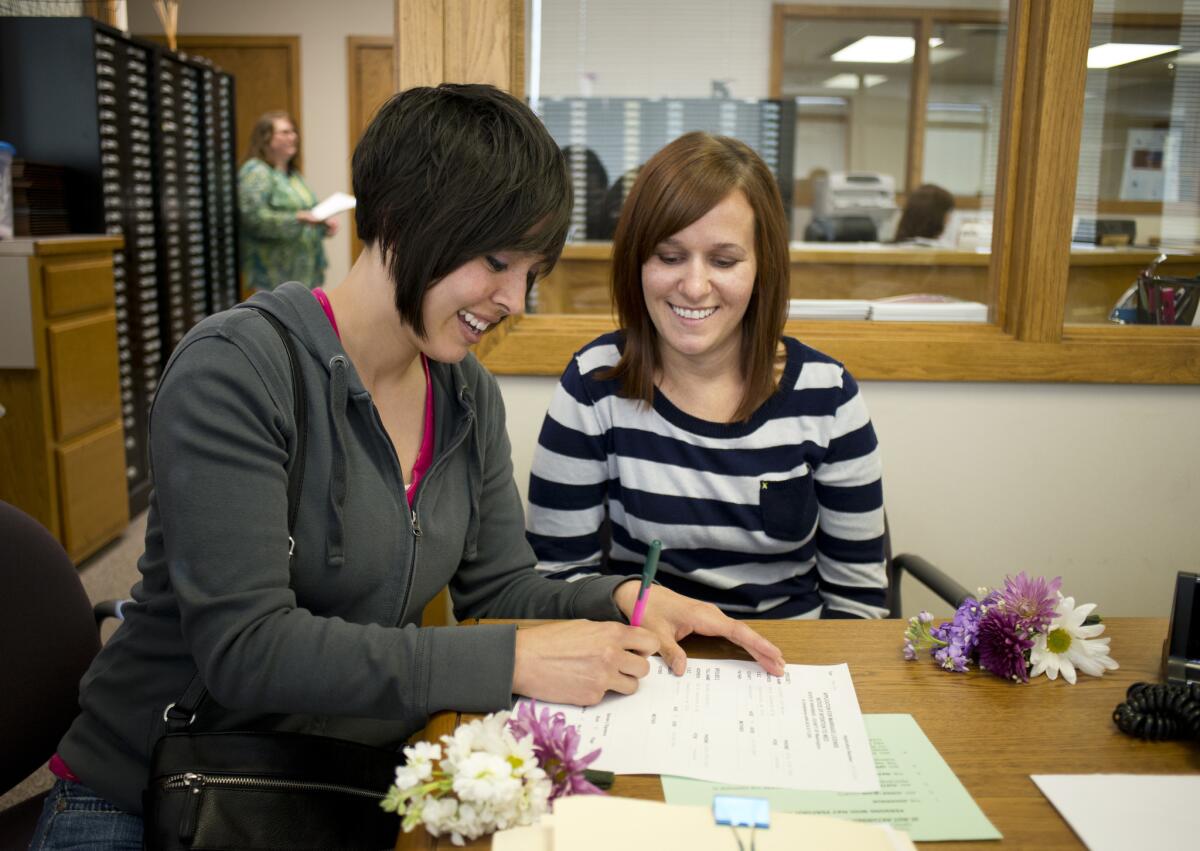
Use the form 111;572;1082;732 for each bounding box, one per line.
493;796;916;851
789;299;872;320
869;295;988;322
662;714;1000;842
787;296;989;322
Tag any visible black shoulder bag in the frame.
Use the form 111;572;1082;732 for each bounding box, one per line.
143;308;401;851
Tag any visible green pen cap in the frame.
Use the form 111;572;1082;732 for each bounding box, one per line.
640;539;662;591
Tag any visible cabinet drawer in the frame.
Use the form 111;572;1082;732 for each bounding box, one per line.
41;255;115;318
56;419;128;562
47;313;122;441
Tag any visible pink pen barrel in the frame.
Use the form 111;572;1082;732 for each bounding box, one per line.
629;588;650;627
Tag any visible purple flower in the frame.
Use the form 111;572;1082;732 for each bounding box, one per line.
976;607;1034;682
926;595;991;672
999;572;1061;633
508;701;603;801
933;639;971;673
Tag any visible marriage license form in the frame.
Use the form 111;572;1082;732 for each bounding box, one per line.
527;660;880;792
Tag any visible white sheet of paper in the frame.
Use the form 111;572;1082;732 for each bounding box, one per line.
1031;774;1200;850
524;659;879;792
309;191;356;221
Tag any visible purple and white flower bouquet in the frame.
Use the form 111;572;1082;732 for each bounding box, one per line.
382;702;603;846
903;572;1119;684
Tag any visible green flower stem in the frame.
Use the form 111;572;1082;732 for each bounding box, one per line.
905;617;947;650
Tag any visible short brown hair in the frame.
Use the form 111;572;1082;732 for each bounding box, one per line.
603;132;789;422
244;110;298;173
353;84;571;338
894;183;955;241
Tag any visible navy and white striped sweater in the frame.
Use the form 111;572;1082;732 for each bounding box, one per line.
525;332;887;620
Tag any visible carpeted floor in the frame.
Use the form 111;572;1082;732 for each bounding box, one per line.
0;511;147;813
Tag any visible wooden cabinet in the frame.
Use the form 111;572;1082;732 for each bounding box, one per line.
0;236;128;563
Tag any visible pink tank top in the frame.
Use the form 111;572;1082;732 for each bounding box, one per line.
313;288;433;506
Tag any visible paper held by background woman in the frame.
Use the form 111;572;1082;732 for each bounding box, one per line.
309;191;356;222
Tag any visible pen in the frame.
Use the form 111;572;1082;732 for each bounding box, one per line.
629;539;662;628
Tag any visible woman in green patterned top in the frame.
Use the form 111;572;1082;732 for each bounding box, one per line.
237;111;337;291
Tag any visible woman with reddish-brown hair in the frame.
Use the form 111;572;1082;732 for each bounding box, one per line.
527;131;888;621
238;111;337;291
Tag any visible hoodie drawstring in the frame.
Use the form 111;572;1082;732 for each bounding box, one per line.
461;386;482;562
325;354;349;568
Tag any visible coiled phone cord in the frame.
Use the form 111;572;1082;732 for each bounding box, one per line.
1113;681;1200;741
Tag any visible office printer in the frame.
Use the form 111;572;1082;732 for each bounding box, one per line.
811;172;898;241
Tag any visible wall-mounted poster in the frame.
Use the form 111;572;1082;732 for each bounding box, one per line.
1120;128;1166;201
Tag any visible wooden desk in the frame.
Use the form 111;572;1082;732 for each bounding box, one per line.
397;618;1197;850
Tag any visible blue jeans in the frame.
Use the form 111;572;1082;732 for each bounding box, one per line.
28;779;143;851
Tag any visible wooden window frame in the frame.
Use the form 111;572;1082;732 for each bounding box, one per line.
772;5;1004;209
408;0;1200;384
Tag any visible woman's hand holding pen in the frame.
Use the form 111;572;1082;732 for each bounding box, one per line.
613;581;787;678
511;620;661;706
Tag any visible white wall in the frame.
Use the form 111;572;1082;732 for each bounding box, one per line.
499;374;1200;620
127;0;395;288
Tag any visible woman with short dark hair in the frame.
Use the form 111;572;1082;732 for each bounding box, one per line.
893;183;956;243
237;111;335;291
33;88;783;849
527;131;888;622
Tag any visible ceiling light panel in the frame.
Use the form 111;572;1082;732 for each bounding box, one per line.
832;35;943;64
822;73;888;90
1086;42;1179;69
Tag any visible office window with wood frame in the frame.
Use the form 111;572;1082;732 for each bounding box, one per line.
1068;1;1200;329
462;0;1200;384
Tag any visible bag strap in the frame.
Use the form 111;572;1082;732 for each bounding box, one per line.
251;306;308;552
165;305;308;732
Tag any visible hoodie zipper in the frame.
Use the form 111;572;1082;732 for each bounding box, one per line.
395;399;474;626
162;771;383;843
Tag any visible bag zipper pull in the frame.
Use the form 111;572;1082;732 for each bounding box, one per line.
179;772;204;843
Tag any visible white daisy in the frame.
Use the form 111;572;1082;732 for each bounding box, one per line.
1029;594;1119;684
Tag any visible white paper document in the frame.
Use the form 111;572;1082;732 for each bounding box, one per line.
1032;774;1200;850
309;191;356;221
525;659;879;792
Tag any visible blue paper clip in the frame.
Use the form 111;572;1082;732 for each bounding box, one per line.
713;795;770;851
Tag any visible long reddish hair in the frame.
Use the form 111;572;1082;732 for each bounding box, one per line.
602;132;789;422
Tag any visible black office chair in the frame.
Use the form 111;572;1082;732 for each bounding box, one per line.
804;215;879;243
0;501;123;850
883;502;972;618
887;553;972;618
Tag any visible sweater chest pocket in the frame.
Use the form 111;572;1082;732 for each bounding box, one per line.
759;471;817;541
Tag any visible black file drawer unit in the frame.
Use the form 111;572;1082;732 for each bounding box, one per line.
0;17;239;516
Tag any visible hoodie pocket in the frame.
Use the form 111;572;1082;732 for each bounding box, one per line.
759;472;817;541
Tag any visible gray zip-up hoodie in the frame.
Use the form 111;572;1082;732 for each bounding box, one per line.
58;283;627;814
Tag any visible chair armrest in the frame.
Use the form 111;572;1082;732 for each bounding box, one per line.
892;554;971;611
93;599;126;626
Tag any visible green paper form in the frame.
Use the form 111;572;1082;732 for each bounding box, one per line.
661;714;1001;842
